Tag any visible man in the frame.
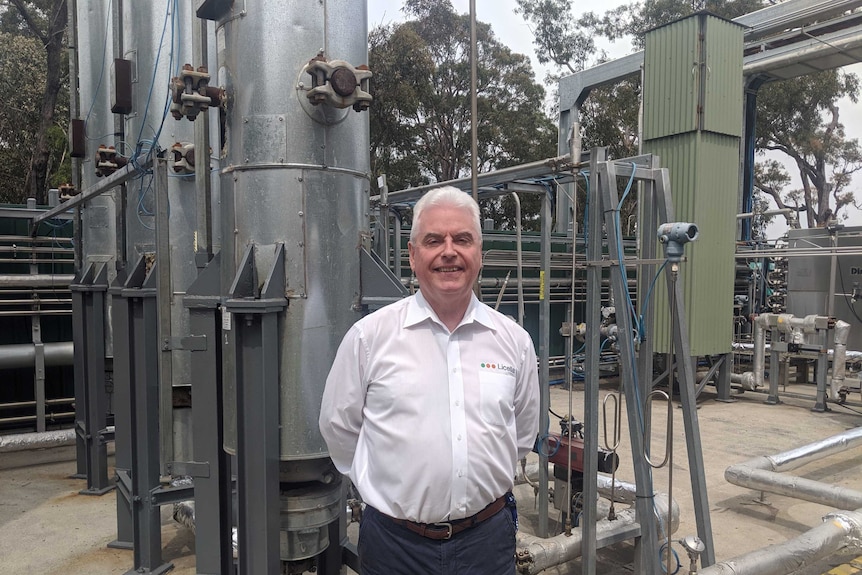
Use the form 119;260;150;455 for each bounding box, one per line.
319;186;540;574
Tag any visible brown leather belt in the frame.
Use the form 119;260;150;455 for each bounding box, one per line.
389;494;508;540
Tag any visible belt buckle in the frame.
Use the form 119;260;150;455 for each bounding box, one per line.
433;522;453;540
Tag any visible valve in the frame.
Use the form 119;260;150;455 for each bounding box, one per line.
658;222;699;262
679;535;706;574
170;142;196;174
304;52;372;112
170;64;225;121
94;145;128;177
58;184;78;201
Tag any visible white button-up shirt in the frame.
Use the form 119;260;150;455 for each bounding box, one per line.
319;291;540;524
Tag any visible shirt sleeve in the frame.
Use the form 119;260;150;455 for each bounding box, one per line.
514;337;540;460
319;324;367;475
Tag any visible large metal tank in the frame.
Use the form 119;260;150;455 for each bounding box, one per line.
214;0;369;565
77;0;118;354
217;1;369;464
122;0;221;463
787;226;862;350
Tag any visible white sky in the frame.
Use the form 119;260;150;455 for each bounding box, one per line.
368;0;862;239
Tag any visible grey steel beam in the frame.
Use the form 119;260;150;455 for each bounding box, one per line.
154;157;174;472
653;168;716;566
109;266;134;550
582;148;608;575
184;253;233;575
595;159;659;575
121;256;173;575
537;193;552;538
226;244;287;574
558;0;862;111
31;156;152;228
71;262;113;495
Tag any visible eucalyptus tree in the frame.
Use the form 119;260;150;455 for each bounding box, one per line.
370;0;557;230
0;0;69;205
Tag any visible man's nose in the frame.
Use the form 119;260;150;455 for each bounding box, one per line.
441;238;457;255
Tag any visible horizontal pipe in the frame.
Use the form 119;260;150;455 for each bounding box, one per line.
0;397;74;409
0;342;74;369
0;274;74;288
725;428;862;510
700;508;862;575
0;428;76;453
515;493;678;574
0;411;75;425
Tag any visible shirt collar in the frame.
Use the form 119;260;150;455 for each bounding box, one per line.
405;291;496;332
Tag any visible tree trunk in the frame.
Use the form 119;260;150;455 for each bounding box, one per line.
22;0;67;205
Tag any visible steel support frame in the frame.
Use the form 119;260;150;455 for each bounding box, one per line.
225;244;287;575
589;153;659;575
112;255;173;575
650;165;716;566
71;261;113;494
184;253;234;575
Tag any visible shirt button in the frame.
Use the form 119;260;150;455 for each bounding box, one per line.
457;470;463;477
457;434;462;441
455;400;460;406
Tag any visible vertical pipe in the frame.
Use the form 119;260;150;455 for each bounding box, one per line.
469;0;478;203
831;320;850;399
537;191;552;537
511;192;524;326
582;149;606;574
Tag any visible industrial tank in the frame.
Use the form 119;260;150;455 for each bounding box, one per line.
76;0;118;354
216;2;369;464
213;0;370;565
122;0;221;464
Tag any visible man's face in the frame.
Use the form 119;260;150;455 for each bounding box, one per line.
408;204;482;313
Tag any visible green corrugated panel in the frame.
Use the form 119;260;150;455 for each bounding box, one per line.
643;134;738;356
644;14;744;140
643;17;699;139
703;16;744;136
641;12;742;356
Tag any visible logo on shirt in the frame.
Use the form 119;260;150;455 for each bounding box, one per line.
480;362;516;376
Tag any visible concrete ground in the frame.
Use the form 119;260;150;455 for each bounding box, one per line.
2;379;861;574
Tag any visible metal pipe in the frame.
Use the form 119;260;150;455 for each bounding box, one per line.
0;274;74;288
699;508;862;575
729;372;758;390
831;320;850;399
0;342;74;369
736;208;793;220
511;192;525;326
753;315;767;390
0;428;76;453
0;397;74;409
725;427;862;510
515;493;679;575
0;412;75;424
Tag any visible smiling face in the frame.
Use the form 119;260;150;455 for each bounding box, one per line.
408;204;482;320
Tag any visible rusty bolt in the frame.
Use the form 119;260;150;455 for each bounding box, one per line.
330;67;356;97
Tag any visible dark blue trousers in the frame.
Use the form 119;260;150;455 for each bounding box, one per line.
358;505;516;575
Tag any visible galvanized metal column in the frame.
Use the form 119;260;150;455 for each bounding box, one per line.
653;168;716;566
70;262;113;494
582;148;608;575
595;159;659;575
